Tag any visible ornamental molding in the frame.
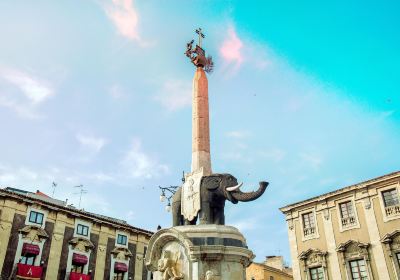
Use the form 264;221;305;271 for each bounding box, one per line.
337;240;370;260
69;237;94;252
111;246;133;261
299;248;327;267
19;225;49;242
381;230;400;251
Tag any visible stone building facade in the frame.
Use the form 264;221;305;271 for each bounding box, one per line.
280;171;400;280
0;187;153;280
246;256;293;280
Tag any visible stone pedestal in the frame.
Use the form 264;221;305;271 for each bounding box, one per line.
145;225;254;280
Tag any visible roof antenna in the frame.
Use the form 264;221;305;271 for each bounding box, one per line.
73;184;88;209
52;182;57;198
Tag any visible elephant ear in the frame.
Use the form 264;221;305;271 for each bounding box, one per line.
202;175;222;190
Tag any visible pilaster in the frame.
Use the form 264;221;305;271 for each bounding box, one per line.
45;213;67;280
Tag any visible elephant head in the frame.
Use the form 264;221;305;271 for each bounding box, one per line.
202;173;268;204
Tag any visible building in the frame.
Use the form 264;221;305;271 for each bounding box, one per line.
280;171;400;280
0;187;153;280
246;256;293;280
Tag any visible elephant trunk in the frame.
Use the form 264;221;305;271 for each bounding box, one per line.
230;181;268;202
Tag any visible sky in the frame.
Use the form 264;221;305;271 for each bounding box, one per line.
0;0;399;264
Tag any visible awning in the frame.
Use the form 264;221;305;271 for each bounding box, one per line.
114;262;128;272
72;253;88;265
22;244;40;256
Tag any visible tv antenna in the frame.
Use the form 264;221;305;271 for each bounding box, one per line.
51;182;57;198
73;185;88;209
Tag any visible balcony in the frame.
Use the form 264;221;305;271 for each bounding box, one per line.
341;216;356;227
385;205;400;217
303;227;315;237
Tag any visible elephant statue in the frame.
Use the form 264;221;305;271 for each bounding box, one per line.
171;173;268;226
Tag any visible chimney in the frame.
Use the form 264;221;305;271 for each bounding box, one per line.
265;256;284;271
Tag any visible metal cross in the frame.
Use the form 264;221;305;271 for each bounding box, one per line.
196;28;205;47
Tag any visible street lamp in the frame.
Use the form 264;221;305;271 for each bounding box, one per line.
158;172;185;212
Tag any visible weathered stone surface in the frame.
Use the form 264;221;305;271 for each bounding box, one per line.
192;67;211;175
145;225;254;280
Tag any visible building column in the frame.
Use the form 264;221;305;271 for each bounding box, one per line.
45;213;67;280
287;220;301;280
94;227;110;280
322;208;342;279
362;199;390;280
134;240;145;280
0;202;16;273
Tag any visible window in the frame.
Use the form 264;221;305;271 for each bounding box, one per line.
382;188;400;217
302;212;316;236
269;276;274;280
339;201;356;227
309;266;324;280
349;259;368;280
117;234;127;246
20;255;36;265
76;224;89;236
382;189;399;207
71;264;84;273
29;211;44;225
113;272;124;280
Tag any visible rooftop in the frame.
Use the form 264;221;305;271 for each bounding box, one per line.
1;187;153;236
279;170;400;213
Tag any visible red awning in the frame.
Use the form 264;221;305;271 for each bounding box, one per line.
22;243;40;256
17;263;43;279
114;262;128;272
72;253;88;265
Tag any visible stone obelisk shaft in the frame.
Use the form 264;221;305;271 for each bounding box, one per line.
191;67;212;175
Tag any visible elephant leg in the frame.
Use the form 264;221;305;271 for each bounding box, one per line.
184;217;197;225
199;202;211;224
172;201;182;226
213;207;225;225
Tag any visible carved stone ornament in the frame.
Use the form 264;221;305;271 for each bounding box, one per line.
382;230;400;251
337;240;370;260
19;225;49;242
111;246;133;261
205;270;220;280
157;250;184;280
299;249;327;267
69;237;95;253
181;169;203;221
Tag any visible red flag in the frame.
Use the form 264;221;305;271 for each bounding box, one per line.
16;264;42;279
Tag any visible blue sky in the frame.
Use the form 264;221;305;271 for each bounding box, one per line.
0;0;399;264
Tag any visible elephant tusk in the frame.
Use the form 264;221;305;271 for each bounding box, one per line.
227;182;243;192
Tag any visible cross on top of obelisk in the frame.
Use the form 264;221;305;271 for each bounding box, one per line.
185;28;214;73
195;28;205;47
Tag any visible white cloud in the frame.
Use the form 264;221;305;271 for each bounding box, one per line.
226;130;251;139
121;138;169;179
219;25;244;71
154;80;191;111
231;218;258;232
104;0;146;45
0;68;54;119
76;134;107;154
260;148;286;162
299;152;323;170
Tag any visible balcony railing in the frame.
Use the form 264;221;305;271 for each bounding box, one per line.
17;264;43;280
303;227;315;237
341;216;356;227
385;205;400;217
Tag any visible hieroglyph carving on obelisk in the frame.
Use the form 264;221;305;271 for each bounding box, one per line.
181;28;214;221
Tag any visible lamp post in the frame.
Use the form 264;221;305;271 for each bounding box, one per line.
158;173;185;212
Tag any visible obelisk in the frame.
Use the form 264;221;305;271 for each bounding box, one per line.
191;66;212;175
